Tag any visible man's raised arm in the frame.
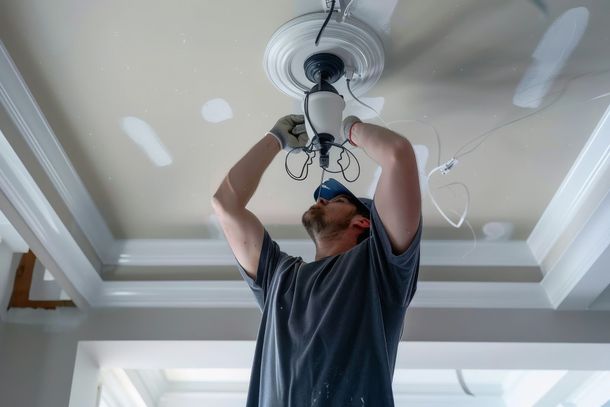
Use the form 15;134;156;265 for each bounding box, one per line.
211;115;307;279
348;119;421;254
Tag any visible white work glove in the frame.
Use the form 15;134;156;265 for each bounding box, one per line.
342;115;362;146
267;114;309;151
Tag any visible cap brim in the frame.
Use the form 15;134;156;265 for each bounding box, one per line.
313;178;371;217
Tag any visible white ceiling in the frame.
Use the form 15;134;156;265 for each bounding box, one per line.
0;0;609;241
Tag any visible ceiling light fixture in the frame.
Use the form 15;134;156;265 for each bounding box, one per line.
263;11;384;183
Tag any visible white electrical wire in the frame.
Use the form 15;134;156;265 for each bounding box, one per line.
346;82;469;229
426;164;469;228
342;0;357;21
344;66;610;232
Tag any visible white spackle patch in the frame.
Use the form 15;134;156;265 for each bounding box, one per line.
201;98;234;123
345;97;385;120
513;7;589;108
120;116;172;167
482;221;515;241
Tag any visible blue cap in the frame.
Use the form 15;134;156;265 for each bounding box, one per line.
313;178;372;218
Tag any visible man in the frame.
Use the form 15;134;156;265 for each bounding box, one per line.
212;114;421;406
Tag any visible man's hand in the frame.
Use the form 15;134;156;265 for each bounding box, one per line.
268;114;309;151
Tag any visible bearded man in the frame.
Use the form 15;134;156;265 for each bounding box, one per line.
212;114;421;406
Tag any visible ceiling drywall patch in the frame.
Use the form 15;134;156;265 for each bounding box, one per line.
345;97;385;120
483;222;515;241
201;98;233;123
513;7;589;108
120;117;173;167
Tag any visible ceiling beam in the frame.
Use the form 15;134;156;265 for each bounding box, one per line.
96;280;550;309
528;103;610;309
0;125;100;309
111;238;538;268
0;40;115;262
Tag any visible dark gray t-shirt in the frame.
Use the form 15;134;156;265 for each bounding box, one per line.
238;202;422;407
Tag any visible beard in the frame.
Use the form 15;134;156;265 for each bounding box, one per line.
301;207;352;240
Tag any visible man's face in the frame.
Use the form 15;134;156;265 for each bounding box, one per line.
301;195;358;239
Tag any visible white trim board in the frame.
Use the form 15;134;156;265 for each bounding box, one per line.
96;280;551;309
528;103;610;263
541;188;610;309
0;40;115;262
111;238;537;267
0;128;100;308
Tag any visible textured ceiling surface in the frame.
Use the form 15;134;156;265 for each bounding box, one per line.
1;0;609;240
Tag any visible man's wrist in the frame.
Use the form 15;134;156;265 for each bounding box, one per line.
348;122;362;147
266;132;283;151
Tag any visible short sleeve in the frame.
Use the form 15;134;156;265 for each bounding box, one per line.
236;229;294;311
368;202;422;307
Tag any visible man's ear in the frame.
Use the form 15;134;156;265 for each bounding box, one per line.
352;215;370;231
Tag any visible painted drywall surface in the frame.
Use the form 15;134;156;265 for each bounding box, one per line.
2;308;610;406
0;308;261;407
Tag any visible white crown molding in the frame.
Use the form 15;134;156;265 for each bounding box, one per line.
409;281;550;309
96;280;551;309
111;238;537;267
123;370;163;407
96;281;255;308
527;103;610;309
541;188;610;309
0;208;28;252
0;128;101;308
0;40;115;262
528;103;610;263
128;370;168;405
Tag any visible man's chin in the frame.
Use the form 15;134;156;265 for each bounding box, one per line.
302;212;325;235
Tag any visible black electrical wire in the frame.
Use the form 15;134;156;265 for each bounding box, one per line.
315;0;336;46
285;87;361;182
285;145;314;181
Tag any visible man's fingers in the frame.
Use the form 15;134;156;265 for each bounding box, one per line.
290;114;305;124
292;123;306;136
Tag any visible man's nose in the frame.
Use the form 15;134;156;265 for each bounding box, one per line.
317;198;328;205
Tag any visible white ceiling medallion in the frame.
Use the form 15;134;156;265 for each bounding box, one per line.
263;13;385;99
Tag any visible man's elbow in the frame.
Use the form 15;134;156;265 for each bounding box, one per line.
386;139;415;167
211;194;224;215
211;181;232;215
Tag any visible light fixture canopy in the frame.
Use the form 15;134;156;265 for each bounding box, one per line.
263;13;385;100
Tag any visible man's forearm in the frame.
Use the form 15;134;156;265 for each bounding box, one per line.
213;133;281;210
350;122;414;166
